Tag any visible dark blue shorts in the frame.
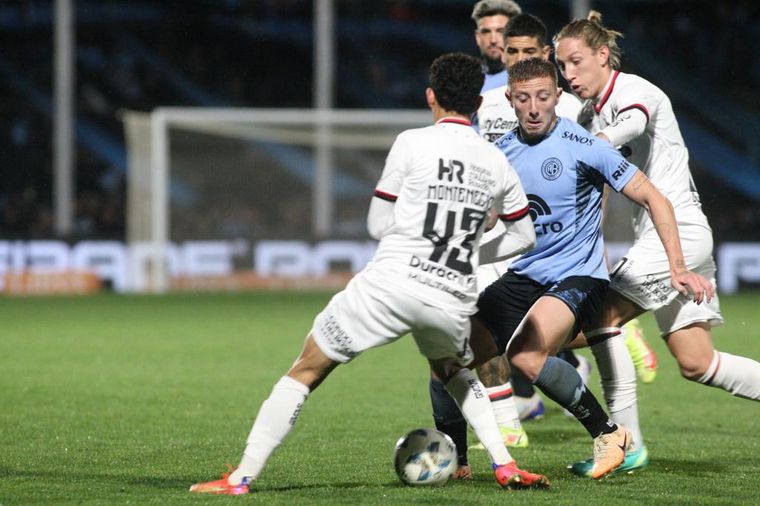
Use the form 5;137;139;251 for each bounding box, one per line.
476;270;609;354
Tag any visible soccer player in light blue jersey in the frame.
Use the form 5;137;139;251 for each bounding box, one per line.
434;57;713;479
471;0;522;93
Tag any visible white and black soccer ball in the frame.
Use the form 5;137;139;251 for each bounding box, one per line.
393;428;458;486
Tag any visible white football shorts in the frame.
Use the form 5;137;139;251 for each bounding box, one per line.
609;223;723;335
311;270;473;365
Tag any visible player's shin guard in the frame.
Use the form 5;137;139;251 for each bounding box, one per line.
533;356;617;437
588;328;644;451
445;369;512;466
229;376;310;485
430;376;468;465
698;351;760;400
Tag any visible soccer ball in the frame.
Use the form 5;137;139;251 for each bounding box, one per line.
393;428;458;486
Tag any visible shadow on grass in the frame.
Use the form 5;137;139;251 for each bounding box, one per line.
0;465;197;490
0;465;411;494
647;458;726;476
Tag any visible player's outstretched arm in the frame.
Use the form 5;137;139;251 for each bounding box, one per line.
620;169;714;304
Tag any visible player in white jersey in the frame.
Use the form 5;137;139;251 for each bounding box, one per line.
471;0;522;93
555;11;760;478
189;53;549;495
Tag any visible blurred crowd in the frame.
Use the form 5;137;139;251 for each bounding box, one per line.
0;0;758;242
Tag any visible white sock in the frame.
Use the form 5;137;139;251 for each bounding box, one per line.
445;369;512;466
485;383;522;431
698;351;760;400
228;376;310;485
588;329;643;452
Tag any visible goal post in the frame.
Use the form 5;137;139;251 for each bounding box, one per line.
123;107;431;293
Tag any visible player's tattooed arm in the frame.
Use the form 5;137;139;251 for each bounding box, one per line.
628;170;648;193
621;168;714;304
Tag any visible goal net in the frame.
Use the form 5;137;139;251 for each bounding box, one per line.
123;108;430;293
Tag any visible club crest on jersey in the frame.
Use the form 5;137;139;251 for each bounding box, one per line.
541;157;563;181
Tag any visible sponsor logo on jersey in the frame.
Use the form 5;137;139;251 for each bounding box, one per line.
409;255;473;284
541;157;563;181
438;158;464;184
482;118;518;135
611;160;631;181
527;194;564;236
561;131;595;145
467;164;496;191
407;271;470;300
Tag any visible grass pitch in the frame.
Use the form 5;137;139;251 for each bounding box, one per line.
1;291;759;505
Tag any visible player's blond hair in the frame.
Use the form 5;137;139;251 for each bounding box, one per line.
471;0;522;23
553;10;623;70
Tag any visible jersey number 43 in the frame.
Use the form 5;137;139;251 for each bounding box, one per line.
422;202;486;275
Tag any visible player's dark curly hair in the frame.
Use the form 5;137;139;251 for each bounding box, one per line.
429;53;484;115
508;57;557;87
505;13;548;47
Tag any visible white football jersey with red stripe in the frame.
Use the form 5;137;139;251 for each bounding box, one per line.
478;84;583;143
370;117;528;312
587;71;710;237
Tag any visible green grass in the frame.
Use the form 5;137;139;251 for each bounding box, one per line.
1;291;759;505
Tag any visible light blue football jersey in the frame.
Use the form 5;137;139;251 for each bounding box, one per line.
494;117;637;285
481;69;508;93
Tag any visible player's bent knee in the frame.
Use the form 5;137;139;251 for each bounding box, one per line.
428;358;463;384
676;354;712;381
509;352;544;382
679;362;708;382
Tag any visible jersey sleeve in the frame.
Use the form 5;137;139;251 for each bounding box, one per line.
373;132;410;201
602;79;659;144
496;158;530;221
586;140;639;193
599;107;648;147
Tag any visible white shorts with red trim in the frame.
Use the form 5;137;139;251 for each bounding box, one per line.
311;269;473;365
609;224;723;335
